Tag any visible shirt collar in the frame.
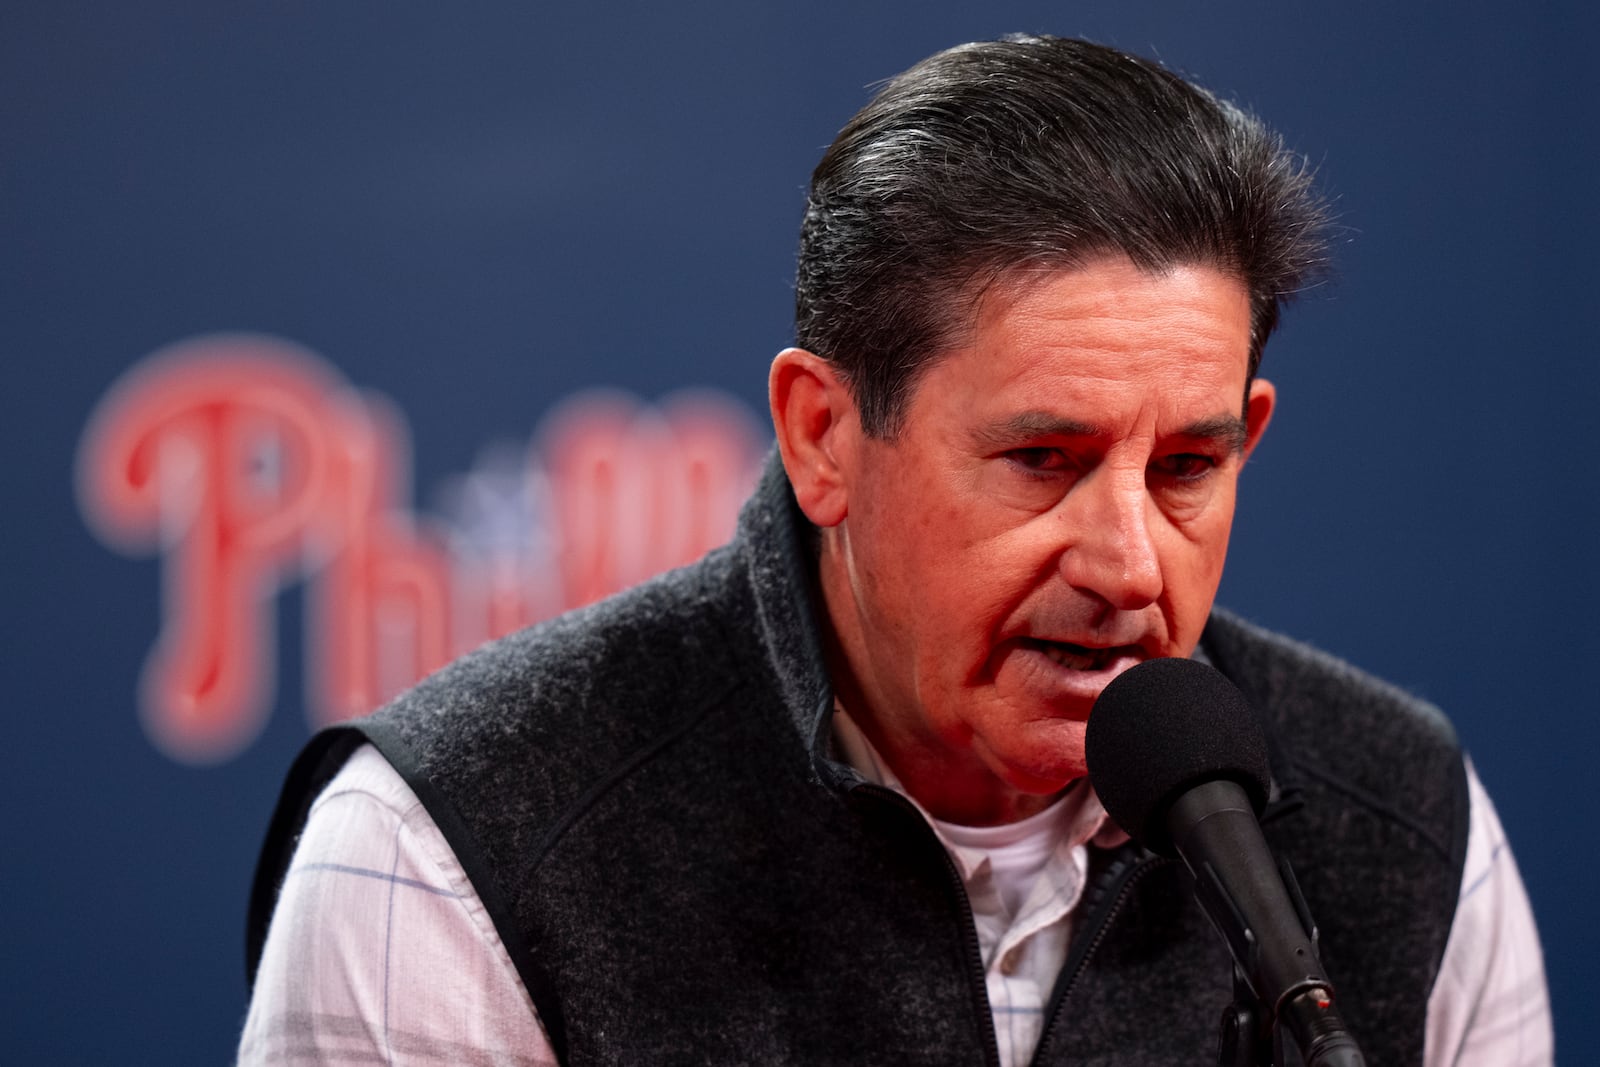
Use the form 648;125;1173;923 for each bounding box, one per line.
830;705;1129;880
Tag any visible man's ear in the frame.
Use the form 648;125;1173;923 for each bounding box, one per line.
768;347;857;527
1242;377;1276;461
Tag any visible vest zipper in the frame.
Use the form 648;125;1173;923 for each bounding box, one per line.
847;785;1296;1065
856;784;1002;1067
1028;795;1299;1062
1029;848;1170;1063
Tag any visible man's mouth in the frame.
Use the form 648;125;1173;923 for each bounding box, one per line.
1021;638;1130;671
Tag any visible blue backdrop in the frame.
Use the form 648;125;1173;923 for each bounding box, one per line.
4;2;1594;1060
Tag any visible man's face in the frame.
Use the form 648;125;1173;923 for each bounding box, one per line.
815;256;1272;823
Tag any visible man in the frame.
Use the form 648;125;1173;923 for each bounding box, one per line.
240;35;1550;1065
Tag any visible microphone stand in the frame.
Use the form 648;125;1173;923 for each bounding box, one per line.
1215;961;1365;1067
1200;850;1368;1067
1218;964;1278;1066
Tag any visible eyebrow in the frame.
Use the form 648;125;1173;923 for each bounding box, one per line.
973;411;1250;454
1175;414;1251;455
972;412;1102;448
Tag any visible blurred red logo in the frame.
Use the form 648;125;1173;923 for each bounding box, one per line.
77;334;767;764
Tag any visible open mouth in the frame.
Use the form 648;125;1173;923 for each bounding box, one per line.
1020;638;1126;671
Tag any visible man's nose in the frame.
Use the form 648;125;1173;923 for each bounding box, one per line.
1057;464;1163;609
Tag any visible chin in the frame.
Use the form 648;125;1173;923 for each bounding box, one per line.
999;740;1089;793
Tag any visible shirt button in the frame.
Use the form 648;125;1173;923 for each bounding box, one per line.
1000;952;1019;976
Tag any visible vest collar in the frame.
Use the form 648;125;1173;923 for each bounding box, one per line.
736;450;851;785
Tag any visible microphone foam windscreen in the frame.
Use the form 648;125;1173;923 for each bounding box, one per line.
1085;657;1271;856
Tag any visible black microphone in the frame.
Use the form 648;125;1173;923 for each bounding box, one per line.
1085;658;1366;1067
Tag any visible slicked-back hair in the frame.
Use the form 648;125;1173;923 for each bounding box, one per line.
795;34;1331;438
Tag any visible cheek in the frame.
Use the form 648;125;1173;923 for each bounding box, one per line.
856;463;1052;657
899;526;1022;666
867;470;988;579
851;484;969;629
1161;511;1236;622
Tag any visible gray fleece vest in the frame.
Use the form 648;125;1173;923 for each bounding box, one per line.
249;456;1468;1066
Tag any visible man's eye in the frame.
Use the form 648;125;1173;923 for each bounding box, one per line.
1155;453;1218;480
1006;447;1068;472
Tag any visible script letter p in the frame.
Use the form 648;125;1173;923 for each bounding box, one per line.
78;335;344;763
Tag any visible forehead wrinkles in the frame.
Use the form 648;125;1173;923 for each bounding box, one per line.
902;257;1254;434
964;264;1246;371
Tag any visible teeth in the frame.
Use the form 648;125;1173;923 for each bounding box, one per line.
1041;643;1111;670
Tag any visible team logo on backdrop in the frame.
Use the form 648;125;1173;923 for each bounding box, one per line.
76;333;768;765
